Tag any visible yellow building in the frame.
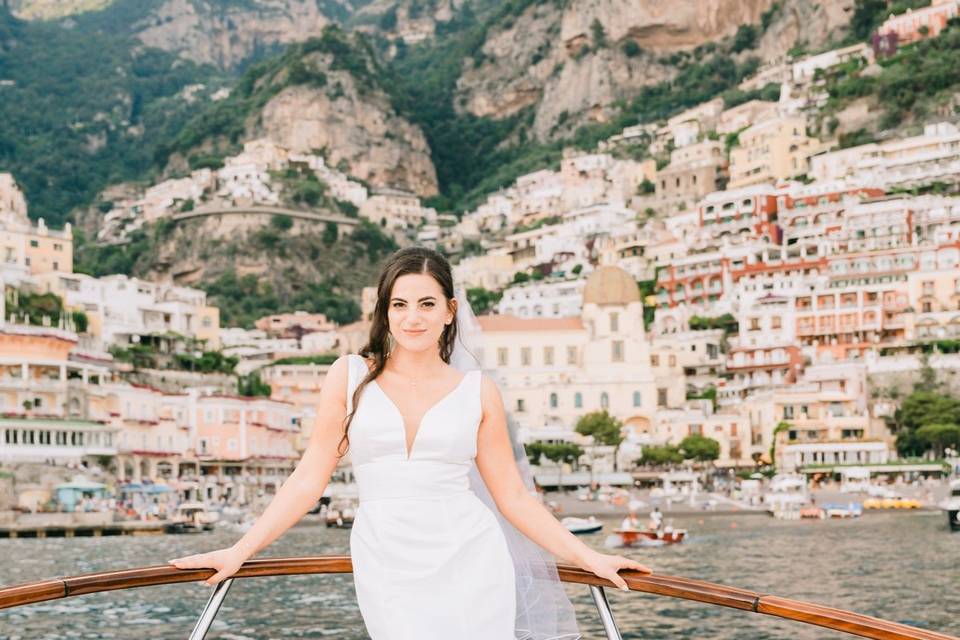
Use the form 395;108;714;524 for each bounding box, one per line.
729;117;821;188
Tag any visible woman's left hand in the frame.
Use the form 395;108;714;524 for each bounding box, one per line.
581;551;652;591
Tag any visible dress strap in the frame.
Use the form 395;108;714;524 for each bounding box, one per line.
346;354;365;413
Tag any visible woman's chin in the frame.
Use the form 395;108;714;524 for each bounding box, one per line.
392;337;438;353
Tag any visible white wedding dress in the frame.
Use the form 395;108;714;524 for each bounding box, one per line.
345;354;517;639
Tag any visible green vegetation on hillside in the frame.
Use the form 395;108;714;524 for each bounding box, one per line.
0;3;228;225
846;0;932;44
157;25;385;171
827;19;960;129
383;0;762;213
75;216;397;328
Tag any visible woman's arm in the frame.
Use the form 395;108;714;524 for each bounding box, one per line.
169;355;352;585
475;375;650;590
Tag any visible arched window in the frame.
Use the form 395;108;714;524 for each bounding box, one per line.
600;392;609;409
633;391;641;407
549;392;558;409
574;392;583;408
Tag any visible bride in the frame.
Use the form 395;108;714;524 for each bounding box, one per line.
170;246;650;639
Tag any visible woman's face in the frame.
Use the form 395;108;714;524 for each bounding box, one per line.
387;273;455;354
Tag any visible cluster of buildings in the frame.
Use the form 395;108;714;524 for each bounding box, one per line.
97;138;438;245
445;8;960;477
3;2;959;501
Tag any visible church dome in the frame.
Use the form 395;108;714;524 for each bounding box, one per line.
582;265;640;306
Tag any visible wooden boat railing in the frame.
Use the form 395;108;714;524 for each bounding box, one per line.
0;555;955;640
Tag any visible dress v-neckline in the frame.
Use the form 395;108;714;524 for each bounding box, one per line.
371;370;471;461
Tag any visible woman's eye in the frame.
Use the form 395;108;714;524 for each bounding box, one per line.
391;302;405;308
421;301;435;308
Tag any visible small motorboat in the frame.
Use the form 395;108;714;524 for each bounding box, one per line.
800;506;825;519
562;516;603;535
164;502;217;534
615;527;686;546
822;502;863;519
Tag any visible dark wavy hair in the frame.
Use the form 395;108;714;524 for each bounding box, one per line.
337;247;459;456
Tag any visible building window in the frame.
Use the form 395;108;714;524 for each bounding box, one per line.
600;392;609;409
772;317;781;329
657;388;668;406
53;243;62;251
517;398;526;412
668;355;676;367
29;239;38;247
544;346;554;366
574;392;583;408
750;317;760;331
651;355;660;367
610;312;619;332
633;391;642;407
784;405;794;419
549;393;558;408
521;347;531;366
498;348;508;367
612;340;624;362
567;346;577;365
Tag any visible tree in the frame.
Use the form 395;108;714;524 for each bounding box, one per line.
732;24;758;53
590;19;608;48
575;410;625;470
914;354;939;392
323;221;338;246
621;40;642;58
636;444;683;467
467;287;503;315
541;442;584;491
915;423;960;458
769;420;792;467
679;434;720;463
237;372;272;397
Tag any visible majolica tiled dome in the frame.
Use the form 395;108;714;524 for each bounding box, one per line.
582;265;640;306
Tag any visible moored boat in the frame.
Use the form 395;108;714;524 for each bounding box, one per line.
615;527;686;546
822;502;863;519
163;502;217;534
562;516;603;535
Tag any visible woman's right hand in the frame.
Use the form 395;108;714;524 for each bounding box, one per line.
168;546;247;586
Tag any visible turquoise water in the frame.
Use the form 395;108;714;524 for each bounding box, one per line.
0;511;956;639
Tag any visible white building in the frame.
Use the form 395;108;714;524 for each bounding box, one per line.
497;278;586;318
477;267;660;445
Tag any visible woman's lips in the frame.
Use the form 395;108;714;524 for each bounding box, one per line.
404;329;427;336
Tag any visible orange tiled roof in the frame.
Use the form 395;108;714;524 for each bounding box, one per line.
476;314;583;332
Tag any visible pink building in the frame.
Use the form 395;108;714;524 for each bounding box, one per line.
877;1;959;46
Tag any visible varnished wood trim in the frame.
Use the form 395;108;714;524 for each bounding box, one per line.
0;556;953;640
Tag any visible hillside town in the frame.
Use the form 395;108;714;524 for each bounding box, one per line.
3;4;960;526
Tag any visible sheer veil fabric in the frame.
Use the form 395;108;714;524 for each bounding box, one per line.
450;288;582;640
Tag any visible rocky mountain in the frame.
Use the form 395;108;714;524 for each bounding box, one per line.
75;212;398;328
455;0;856;140
8;0;364;68
5;0;114;20
134;0;337;69
162;26;438;196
